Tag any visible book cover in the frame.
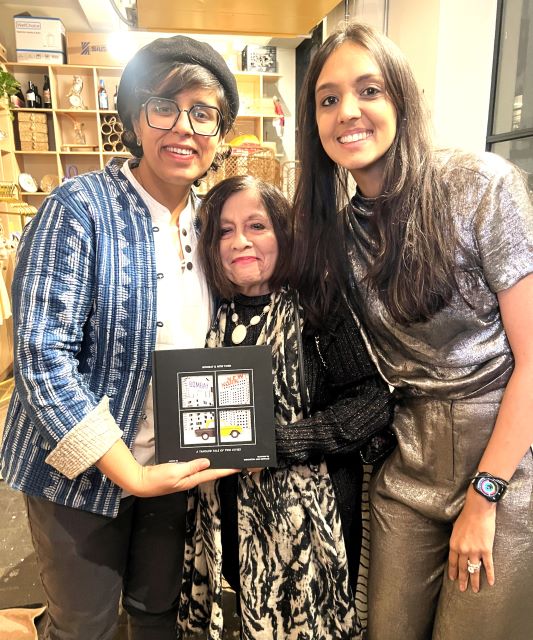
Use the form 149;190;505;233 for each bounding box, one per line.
153;345;277;469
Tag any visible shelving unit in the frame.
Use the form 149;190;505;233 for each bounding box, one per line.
230;71;283;152
4;62;126;206
4;62;288;205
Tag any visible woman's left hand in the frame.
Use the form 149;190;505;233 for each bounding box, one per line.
448;485;497;593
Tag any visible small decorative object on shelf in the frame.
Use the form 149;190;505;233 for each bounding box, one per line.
100;114;125;153
64;164;79;180
40;174;60;193
18;172;38;193
73;121;86;145
67;76;86;110
61;113;97;151
241;45;277;73
98;79;109;110
272;96;285;137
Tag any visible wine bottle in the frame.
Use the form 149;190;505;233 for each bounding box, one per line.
10;87;25;109
112;85;118;111
34;84;42;108
98;79;109;110
26;81;36;108
43;74;52;108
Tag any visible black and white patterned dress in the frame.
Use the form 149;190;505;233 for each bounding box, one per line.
177;289;394;639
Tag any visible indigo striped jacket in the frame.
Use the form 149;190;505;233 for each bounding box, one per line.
1;158;194;517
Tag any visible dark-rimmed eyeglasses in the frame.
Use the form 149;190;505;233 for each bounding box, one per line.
142;97;222;136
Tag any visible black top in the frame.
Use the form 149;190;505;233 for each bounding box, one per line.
219;293;395;593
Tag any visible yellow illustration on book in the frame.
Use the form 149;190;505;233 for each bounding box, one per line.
204;418;243;439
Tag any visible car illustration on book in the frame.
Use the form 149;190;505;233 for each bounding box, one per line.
194;419;244;441
220;423;243;439
194;425;217;440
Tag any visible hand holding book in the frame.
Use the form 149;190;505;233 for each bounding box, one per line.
97;439;238;496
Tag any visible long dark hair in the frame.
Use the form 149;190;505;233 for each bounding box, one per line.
291;21;458;326
198;175;292;300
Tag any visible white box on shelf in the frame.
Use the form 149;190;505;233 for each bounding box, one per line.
14;15;66;63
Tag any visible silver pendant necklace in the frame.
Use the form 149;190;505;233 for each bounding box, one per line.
230;301;270;345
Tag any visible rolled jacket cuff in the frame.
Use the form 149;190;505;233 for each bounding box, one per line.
45;396;123;479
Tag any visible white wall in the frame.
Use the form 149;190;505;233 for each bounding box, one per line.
388;0;498;152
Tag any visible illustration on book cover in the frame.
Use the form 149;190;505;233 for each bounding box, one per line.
180;371;255;446
152;345;276;468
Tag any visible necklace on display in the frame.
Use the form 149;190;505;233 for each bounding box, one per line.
230;300;270;345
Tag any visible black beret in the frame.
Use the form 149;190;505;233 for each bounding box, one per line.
117;34;239;132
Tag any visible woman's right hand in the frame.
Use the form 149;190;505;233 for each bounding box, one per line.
96;440;238;496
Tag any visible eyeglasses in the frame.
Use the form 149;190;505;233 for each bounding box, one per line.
142;97;222;136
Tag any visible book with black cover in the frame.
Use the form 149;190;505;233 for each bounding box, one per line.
152;345;277;469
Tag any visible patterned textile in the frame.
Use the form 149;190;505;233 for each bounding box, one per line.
1;158;200;517
178;288;361;639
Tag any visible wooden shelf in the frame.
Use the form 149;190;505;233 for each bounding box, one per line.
14;151;57;155
12;107;53;114
3;61;287;204
55;109;99;115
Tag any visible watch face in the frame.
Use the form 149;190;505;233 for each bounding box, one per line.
473;475;506;502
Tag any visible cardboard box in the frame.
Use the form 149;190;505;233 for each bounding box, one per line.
18;112;47;123
241;46;277;73
14;15;66;63
16;50;65;64
20;140;49;151
67;32;127;66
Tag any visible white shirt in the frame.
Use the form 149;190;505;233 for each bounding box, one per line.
121;161;212;473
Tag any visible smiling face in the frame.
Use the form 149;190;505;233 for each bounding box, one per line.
315;41;397;197
133;86;221;206
219;188;279;297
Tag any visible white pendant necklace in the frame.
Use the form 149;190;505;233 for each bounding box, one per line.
230;301;270;345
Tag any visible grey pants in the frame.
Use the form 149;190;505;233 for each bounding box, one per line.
25;491;187;640
367;392;533;640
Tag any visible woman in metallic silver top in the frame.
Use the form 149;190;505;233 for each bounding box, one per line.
291;20;533;640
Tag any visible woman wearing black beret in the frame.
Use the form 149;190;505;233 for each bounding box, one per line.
1;35;240;639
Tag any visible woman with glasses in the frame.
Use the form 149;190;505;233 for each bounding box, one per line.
1;35;239;640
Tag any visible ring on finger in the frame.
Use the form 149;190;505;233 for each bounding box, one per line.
467;559;482;574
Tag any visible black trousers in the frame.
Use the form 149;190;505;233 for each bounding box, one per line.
25;491;187;640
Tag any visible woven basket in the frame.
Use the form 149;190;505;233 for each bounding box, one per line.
204;145;280;192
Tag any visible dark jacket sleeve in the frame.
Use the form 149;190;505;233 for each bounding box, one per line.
275;304;395;465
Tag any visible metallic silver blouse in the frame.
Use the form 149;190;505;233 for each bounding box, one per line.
347;151;533;400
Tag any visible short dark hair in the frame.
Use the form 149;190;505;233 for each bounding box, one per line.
198;176;292;300
121;63;233;162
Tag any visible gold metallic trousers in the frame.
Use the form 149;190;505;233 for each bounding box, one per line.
367;391;533;640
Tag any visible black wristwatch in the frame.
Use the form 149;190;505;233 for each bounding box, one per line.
471;471;509;503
